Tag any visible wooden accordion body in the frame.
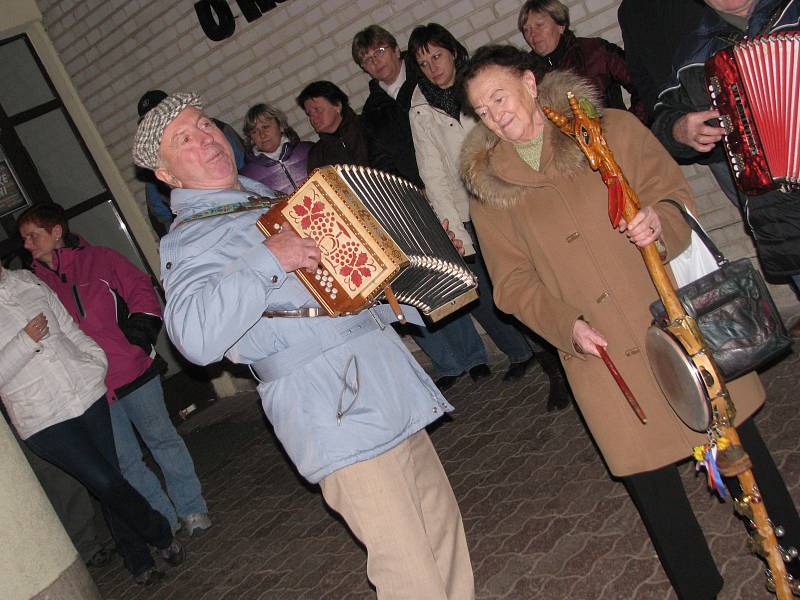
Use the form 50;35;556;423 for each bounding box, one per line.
257;166;478;321
705;30;800;195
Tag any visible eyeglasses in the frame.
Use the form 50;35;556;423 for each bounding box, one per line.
361;47;388;67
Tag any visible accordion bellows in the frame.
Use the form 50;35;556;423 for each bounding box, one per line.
706;30;800;195
258;166;478;321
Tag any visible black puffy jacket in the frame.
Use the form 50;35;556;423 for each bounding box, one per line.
307;107;370;171
360;53;424;188
651;0;800;279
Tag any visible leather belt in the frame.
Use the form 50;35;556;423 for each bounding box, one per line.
261;305;424;324
262;307;325;318
250;304;425;384
251;309;381;384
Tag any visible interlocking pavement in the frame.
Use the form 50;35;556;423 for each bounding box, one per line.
92;345;800;599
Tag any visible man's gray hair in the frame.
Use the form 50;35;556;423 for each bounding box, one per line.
132;92;203;170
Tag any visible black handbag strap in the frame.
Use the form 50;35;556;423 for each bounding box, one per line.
660;199;728;267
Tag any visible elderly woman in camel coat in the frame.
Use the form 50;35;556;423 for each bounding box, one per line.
459;45;799;600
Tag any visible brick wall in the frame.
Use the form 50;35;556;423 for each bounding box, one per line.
35;0;800;317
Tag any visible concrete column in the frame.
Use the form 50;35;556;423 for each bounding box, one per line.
0;418;101;600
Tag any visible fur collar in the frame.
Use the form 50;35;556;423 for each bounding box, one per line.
461;70;601;209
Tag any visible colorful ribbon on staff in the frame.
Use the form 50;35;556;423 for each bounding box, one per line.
693;437;731;500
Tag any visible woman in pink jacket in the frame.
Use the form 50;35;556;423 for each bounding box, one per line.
0;264;182;585
17;204;210;538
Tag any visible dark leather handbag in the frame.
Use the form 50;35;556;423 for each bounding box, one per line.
649;202;791;381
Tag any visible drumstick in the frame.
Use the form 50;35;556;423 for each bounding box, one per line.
596;344;647;424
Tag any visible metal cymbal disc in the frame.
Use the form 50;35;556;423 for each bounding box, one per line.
645;326;712;432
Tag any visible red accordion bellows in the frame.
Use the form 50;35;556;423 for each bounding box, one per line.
706;31;800;195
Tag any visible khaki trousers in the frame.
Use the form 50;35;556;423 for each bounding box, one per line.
319;430;474;600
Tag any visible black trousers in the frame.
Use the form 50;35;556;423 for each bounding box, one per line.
20;438;111;562
26;397;172;576
622;418;800;600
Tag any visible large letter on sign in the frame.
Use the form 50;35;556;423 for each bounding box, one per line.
195;0;236;41
235;0;283;22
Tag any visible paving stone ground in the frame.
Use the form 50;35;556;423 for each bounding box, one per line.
91;345;800;600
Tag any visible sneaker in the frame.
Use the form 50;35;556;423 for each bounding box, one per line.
134;567;166;586
85;546;112;568
159;539;185;567
181;512;212;537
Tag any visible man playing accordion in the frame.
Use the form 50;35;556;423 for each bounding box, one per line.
652;0;800;292
132;92;474;600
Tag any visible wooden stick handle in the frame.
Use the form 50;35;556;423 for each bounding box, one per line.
597;345;647;424
383;286;405;323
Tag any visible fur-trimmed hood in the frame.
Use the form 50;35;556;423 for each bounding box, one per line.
460;70;601;209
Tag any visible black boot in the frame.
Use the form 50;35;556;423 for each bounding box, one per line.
533;350;573;411
503;355;536;381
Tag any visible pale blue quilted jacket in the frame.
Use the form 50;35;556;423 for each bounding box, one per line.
160;177;452;483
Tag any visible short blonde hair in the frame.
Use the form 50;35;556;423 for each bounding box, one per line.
242;103;299;148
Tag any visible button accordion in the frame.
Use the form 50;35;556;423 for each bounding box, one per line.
705;30;800;195
257;165;478;321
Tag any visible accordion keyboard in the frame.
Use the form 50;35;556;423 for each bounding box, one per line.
258;166;478;321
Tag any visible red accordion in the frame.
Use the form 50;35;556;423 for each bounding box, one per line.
705;31;800;195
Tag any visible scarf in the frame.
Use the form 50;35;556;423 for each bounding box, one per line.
416;53;468;122
418;76;461;121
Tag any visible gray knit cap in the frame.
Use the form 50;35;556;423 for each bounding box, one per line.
132;92;203;170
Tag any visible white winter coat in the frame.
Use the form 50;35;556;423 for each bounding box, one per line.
0;268;107;439
409;84;477;255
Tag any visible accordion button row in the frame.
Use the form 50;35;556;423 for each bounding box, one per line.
315;268;338;298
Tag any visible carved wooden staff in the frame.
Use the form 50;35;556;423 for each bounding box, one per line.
543;94;795;599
